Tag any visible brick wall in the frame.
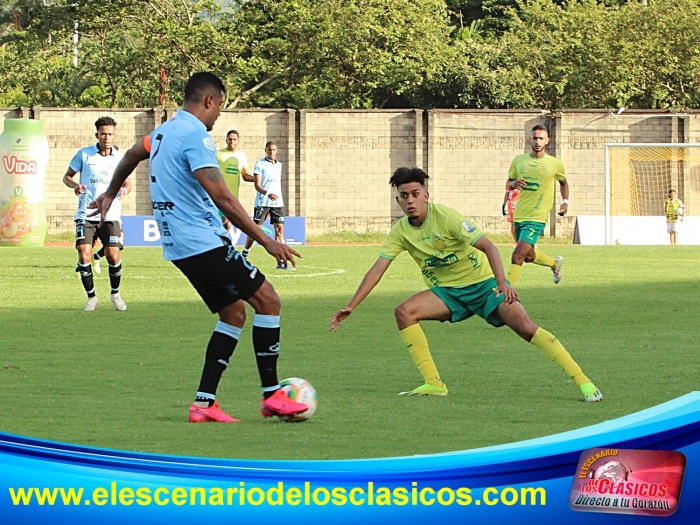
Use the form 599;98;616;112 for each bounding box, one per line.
29;108;158;231
299;109;418;233
1;107;689;237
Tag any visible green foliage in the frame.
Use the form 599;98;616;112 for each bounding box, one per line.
0;0;698;110
230;0;456;108
449;0;700;110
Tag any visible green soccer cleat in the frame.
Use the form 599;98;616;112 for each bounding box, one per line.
398;382;448;397
580;382;603;402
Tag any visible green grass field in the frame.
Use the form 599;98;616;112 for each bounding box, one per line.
1;244;698;460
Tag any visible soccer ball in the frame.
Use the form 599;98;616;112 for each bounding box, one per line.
279;377;317;422
677;207;684;216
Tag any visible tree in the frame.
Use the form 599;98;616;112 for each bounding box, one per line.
229;0;457;109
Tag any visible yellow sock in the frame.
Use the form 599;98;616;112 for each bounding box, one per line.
508;263;522;285
533;249;556;268
399;324;442;387
530;327;590;386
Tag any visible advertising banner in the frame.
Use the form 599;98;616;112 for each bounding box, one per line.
122;215;306;247
0;119;49;247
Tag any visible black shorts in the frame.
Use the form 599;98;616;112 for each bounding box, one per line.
172;245;266;314
253;206;285;225
75;220;122;248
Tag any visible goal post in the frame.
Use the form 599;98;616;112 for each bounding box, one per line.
604;143;699;245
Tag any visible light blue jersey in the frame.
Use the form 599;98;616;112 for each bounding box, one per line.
253;157;284;208
69;145;124;222
147;110;228;261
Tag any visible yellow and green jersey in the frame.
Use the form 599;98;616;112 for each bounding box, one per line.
665;198;684;222
216;148;248;198
380;203;493;288
508;153;566;224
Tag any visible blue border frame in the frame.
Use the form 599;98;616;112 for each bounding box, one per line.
2;392;699;523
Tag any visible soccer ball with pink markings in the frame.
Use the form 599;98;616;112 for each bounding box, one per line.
279;377;318;422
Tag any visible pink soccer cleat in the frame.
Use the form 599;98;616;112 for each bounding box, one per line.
260;388;308;418
188;402;240;423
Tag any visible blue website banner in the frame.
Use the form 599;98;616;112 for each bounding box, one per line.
1;393;699;524
122;215;306;247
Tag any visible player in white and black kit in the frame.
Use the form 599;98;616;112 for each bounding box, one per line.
62;116;131;312
241;142;288;269
90;72;308;423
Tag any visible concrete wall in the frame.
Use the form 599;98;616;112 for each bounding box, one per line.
0;107;690;237
29;108;158;232
299;109;419;234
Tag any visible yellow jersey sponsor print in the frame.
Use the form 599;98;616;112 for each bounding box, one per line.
216;148;248;199
380;203;493;288
508;153;565;224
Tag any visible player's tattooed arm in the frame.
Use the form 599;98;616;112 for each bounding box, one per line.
194;166;301;267
198;166;224;184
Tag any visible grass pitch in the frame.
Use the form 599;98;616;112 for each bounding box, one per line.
0;244;698;460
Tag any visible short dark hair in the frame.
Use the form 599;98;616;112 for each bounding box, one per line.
265;141;278;150
95;116;116;129
184;72;226;103
226;129;239;139
389;167;430;189
531;124;549;136
669;188;676;194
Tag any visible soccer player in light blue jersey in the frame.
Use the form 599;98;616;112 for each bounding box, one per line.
62;116;131;312
91;73;307;423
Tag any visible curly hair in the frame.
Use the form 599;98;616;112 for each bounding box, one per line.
95;116;117;129
389;167;430;189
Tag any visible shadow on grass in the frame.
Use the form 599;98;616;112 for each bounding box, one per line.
0;278;697;460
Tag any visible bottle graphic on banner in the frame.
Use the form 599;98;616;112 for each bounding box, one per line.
0;119;49;247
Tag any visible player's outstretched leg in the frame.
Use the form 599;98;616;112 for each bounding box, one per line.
497;301;602;402
397;324;448;396
508;263;523;285
509;240;533;285
394;291;449;396
532;250;563;284
189;306;245;423
247;281;308;418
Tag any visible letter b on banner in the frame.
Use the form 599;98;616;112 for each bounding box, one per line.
144;220;161;242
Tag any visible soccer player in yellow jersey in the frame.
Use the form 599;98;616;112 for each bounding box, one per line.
664;189;685;245
507;125;568;285
217;130;255;232
330;167;602;402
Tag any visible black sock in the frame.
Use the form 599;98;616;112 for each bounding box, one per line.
109;260;122;294
94;247;105;260
77;262;96;297
195;321;242;404
253;314;281;397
